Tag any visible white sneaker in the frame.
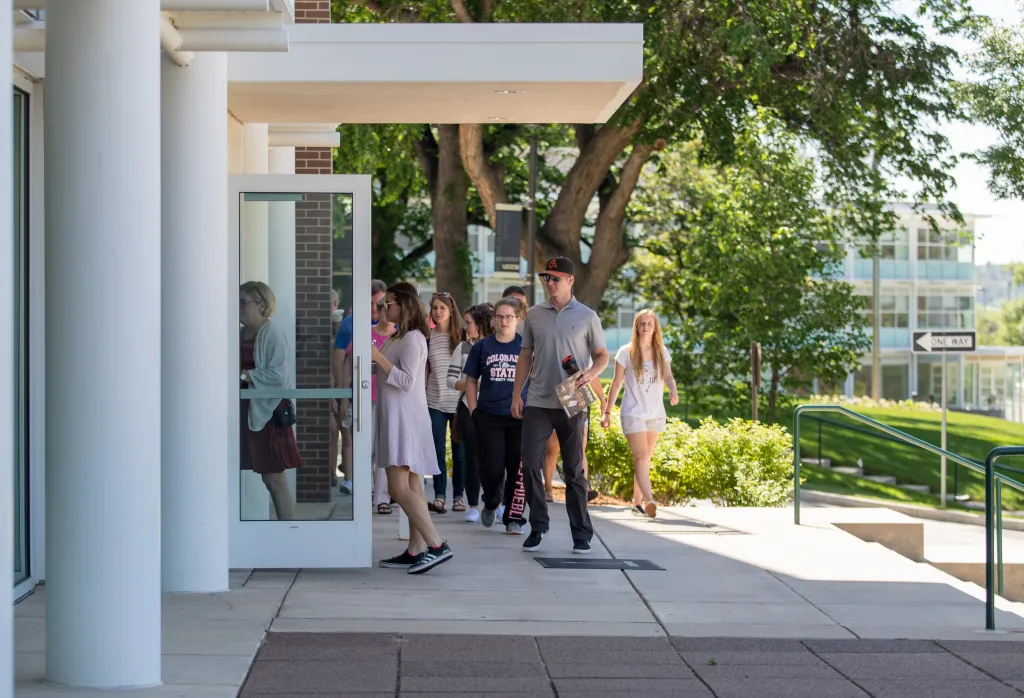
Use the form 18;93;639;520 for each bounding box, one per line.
495;505;506;521
465;508;480;523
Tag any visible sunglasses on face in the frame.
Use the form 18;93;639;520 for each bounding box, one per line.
539;274;564;284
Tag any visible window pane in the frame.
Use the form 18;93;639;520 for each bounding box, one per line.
13;88;28;586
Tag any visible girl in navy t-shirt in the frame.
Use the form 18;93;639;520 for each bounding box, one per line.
465;298;529;532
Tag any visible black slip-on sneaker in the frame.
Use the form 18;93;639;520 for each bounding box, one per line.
378;550;425;568
407;542;454;575
522;531;544;551
572;539;592;555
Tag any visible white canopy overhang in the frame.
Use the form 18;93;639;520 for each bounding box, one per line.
227;23;643;124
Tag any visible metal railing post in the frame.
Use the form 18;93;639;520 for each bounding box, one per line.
997;478;1004;597
794;406;802;526
986;450;997;631
818;419;823;463
985;447;1024;631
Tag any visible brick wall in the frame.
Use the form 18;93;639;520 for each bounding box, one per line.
295;147;332;175
295;0;330;23
294;0;335;503
294;194;333;502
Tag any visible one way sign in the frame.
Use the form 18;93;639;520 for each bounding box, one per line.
912;331;976;354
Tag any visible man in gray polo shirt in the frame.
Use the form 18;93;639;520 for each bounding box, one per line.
511;257;608;554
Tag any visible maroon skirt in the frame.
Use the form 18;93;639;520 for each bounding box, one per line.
240;399;302;475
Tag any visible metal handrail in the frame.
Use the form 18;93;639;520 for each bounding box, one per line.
792;405;1016;524
986;447;1024;630
802;414;1024;478
792;405;1024;630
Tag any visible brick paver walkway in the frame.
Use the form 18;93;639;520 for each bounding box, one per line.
240;632;1024;697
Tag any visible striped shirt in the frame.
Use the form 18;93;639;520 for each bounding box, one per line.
426;330;461;413
446;340;474;407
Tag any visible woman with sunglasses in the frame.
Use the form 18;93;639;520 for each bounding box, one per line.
426;291;466;514
372;283;453;574
447;304;493;522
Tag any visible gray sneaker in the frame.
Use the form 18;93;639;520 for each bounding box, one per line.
480;507;496;528
505;522;524;535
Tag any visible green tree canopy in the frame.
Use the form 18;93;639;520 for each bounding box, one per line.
334;0;972;308
633;114;871;423
958;11;1024;199
333;124;434;283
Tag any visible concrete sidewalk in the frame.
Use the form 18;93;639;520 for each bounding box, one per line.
14;501;1024;696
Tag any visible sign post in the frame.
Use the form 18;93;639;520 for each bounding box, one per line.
912;331;977;507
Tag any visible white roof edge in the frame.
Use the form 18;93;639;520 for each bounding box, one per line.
288;22;644;44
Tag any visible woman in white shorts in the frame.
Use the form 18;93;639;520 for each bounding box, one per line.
601;310;678;519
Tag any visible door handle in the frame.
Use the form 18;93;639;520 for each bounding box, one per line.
355;355;362;432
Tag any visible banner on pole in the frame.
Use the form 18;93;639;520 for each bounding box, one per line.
494;204;524;274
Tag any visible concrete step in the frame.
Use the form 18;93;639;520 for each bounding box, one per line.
800;458;832;468
929;560;1024;603
863;475;898;486
899;484;931;494
832;466;864;476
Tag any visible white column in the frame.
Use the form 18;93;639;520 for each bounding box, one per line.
241;123;269;282
44;0;162;688
268;145;298;497
268;146;296;355
161;53;230;593
240;124;270;519
0;2;14;696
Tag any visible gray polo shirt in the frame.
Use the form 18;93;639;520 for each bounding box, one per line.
520;297;605;409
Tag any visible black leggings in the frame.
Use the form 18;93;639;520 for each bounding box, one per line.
456;402;481;507
472;409;526;524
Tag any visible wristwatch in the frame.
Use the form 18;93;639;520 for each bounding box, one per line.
240;370;248;383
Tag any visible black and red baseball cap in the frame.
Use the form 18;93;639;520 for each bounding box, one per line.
542;256;575;278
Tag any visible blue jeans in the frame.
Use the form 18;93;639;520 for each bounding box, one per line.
429;408;464;501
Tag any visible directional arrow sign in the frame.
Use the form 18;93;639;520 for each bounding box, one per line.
912;331;976;354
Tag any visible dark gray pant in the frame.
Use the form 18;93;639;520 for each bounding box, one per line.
521;406;593;542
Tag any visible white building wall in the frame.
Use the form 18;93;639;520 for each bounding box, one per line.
228;114;245;174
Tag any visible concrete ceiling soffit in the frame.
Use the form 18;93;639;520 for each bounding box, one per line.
227;23;643;125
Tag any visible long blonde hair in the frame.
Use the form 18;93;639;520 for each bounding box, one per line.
629;309;667;382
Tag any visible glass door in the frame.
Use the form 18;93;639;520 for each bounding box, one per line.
230;174;372;568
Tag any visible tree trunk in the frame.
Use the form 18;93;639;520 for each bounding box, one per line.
417;125;472;313
459;121;652;309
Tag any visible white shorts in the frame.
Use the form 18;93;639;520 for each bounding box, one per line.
620;415;667;435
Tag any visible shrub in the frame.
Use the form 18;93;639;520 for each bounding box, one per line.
586;410;794;507
807;394;940;412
